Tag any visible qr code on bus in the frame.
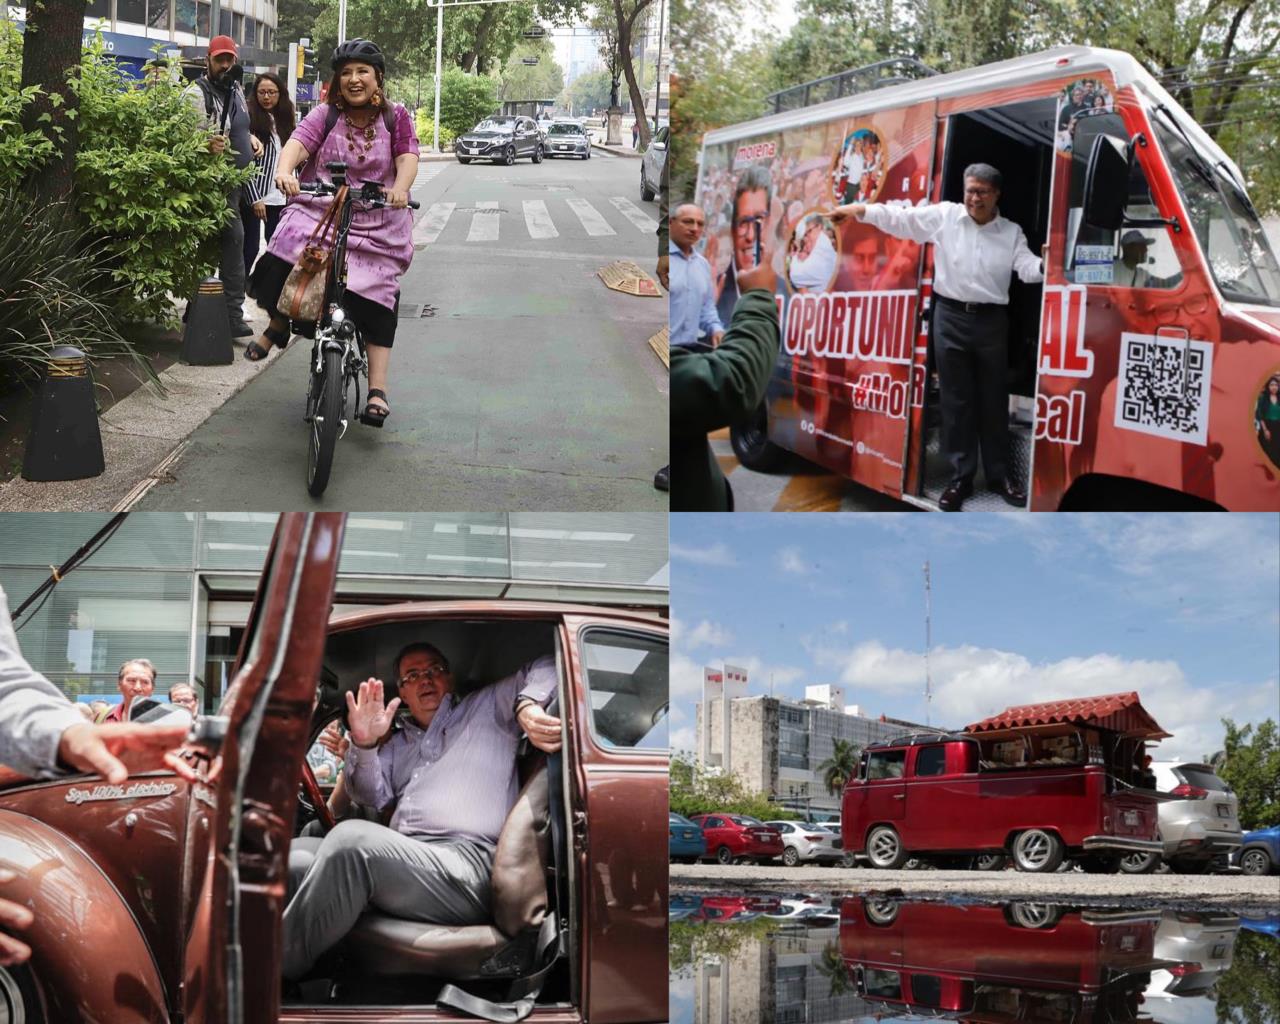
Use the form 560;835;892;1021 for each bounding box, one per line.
1114;332;1213;445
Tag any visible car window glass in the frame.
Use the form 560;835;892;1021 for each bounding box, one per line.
581;630;668;749
1180;766;1229;791
863;969;902;998
915;745;946;776
732;816;763;827
305;733;342;784
704;816;722;828
1065;111;1182;289
867;750;906;779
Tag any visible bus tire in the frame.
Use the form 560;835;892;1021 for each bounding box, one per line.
730;404;787;472
865;825;908;870
1011;829;1065;873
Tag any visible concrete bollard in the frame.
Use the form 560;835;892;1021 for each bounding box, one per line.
181;276;234;365
21;346;105;481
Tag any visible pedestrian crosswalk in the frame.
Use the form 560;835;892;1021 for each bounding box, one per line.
409;196;658;249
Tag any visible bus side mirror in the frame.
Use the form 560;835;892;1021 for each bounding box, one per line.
1083;133;1129;230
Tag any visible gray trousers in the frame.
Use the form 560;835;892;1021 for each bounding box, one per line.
282;818;495;979
931;300;1010;484
220;185;248;330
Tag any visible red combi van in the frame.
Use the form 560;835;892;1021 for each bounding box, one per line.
842;692;1169;872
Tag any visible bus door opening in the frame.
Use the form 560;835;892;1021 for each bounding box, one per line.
916;98;1056;508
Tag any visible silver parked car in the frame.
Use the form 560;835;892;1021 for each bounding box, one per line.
766;819;845;866
544;120;591;160
640;125;668;202
1121;761;1242;874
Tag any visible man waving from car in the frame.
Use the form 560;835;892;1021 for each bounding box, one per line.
282;643;561;980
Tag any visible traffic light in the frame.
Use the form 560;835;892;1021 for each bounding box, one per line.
297;39;315;81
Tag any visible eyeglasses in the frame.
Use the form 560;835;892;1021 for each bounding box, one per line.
964;187;996;198
398;665;449;686
257;88;279;96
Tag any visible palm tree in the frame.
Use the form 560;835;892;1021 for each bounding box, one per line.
818;739;860;797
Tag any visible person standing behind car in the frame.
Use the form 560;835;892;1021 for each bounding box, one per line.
101;658;157;723
241;71;296;278
183;35;263;340
0;585;195;966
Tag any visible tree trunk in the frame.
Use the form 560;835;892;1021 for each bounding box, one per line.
20;0;82;199
461;7;500;77
615;0;654;150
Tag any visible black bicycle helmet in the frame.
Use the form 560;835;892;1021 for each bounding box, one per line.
331;38;385;72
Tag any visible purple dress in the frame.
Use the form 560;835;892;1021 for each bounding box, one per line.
266;103;420;312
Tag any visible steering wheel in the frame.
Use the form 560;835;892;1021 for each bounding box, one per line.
299;759;337;833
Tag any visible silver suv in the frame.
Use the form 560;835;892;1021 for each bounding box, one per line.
1121;761;1241;874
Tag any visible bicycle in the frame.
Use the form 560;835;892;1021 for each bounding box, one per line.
295;161;420;496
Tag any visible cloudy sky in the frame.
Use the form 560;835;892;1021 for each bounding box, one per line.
670;513;1279;765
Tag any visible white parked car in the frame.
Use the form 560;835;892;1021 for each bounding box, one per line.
640;124;668;202
766;819;845;866
1121;761;1242;874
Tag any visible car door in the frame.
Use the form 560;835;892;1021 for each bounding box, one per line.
559;612;668;1024
191;512;346;1024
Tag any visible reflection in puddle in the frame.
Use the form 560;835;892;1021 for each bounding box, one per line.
670;894;1280;1023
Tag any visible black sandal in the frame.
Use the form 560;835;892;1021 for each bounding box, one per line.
243;324;290;362
360;389;390;428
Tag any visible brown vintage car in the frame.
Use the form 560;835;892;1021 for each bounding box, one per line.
0;513;669;1023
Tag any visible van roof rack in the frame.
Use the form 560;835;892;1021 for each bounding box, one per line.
866;731;968;749
765;57;940;115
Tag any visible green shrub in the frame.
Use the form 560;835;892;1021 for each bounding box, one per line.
413;111;456;150
0;22;55;188
422;68;498;140
0;186;156;391
70;36;253;327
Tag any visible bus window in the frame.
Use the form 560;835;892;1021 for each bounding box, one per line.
867;750;906;780
1065;111;1182;290
1154;117;1280;306
914;745;947;776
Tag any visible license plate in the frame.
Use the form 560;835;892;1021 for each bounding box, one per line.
1211;942;1227;959
470;148;479;154
1122;810;1139;826
1217;804;1232;818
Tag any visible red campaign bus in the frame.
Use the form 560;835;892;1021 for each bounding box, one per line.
841;692;1169;872
839;897;1172;1022
696;45;1280;510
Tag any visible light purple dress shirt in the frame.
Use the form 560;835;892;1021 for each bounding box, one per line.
345;654;557;846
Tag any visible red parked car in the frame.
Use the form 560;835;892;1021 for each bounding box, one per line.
690;813;784;864
842;694;1167;873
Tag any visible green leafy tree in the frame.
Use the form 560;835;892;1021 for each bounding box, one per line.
0;22;55;187
669;752;779;820
607;0;655;148
498;38;564;102
562;68;613;115
669;916;779;975
1217;718;1280;830
1213;928;1280;1024
818;738;860;796
18;0;82;198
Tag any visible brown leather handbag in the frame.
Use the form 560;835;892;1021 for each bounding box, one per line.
279;185;348;323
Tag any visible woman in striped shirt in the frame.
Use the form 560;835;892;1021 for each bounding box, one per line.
241;71;296;279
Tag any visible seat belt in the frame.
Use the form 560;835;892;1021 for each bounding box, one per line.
437;914;560;1023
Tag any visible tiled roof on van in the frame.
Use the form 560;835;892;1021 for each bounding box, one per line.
965;691;1171;739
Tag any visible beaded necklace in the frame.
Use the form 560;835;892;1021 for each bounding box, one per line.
343;107;378;163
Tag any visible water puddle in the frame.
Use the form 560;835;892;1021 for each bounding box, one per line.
670;892;1280;1022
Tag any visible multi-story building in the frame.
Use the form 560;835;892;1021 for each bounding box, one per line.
1;512;667;714
696;675;933;818
3;0;283;80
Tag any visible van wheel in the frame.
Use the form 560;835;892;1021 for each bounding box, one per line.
865;825;908;869
1241;848;1273;875
1007;902;1063;929
730;404;788;472
973;852;1007;871
1011;830;1065;873
0;964;45;1023
1119;851;1161;874
715;845;733;865
863;899;900;926
841;851;857;868
782;847;800;867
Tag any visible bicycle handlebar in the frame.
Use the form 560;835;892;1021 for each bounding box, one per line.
296;180;421;210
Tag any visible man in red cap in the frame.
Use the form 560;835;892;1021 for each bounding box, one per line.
184;36;262;340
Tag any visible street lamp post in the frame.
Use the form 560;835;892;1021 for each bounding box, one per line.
653;0;664;133
338;0;347;45
433;0;444;153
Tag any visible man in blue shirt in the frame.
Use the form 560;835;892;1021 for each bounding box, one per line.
669;203;724;349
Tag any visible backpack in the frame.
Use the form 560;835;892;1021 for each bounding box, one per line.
195;76;238;135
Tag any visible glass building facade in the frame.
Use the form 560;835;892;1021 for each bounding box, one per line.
1;513;667;711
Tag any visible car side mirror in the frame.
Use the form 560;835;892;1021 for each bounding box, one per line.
653;141;667;152
1082;133;1129;230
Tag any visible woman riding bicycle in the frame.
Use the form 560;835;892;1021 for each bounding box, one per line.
246;38;419;427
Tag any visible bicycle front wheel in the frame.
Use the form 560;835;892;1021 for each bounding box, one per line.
306;346;345;496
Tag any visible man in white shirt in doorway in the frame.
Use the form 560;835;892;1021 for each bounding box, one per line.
832;163;1042;511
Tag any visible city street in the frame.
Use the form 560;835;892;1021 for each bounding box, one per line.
136;149;667;511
